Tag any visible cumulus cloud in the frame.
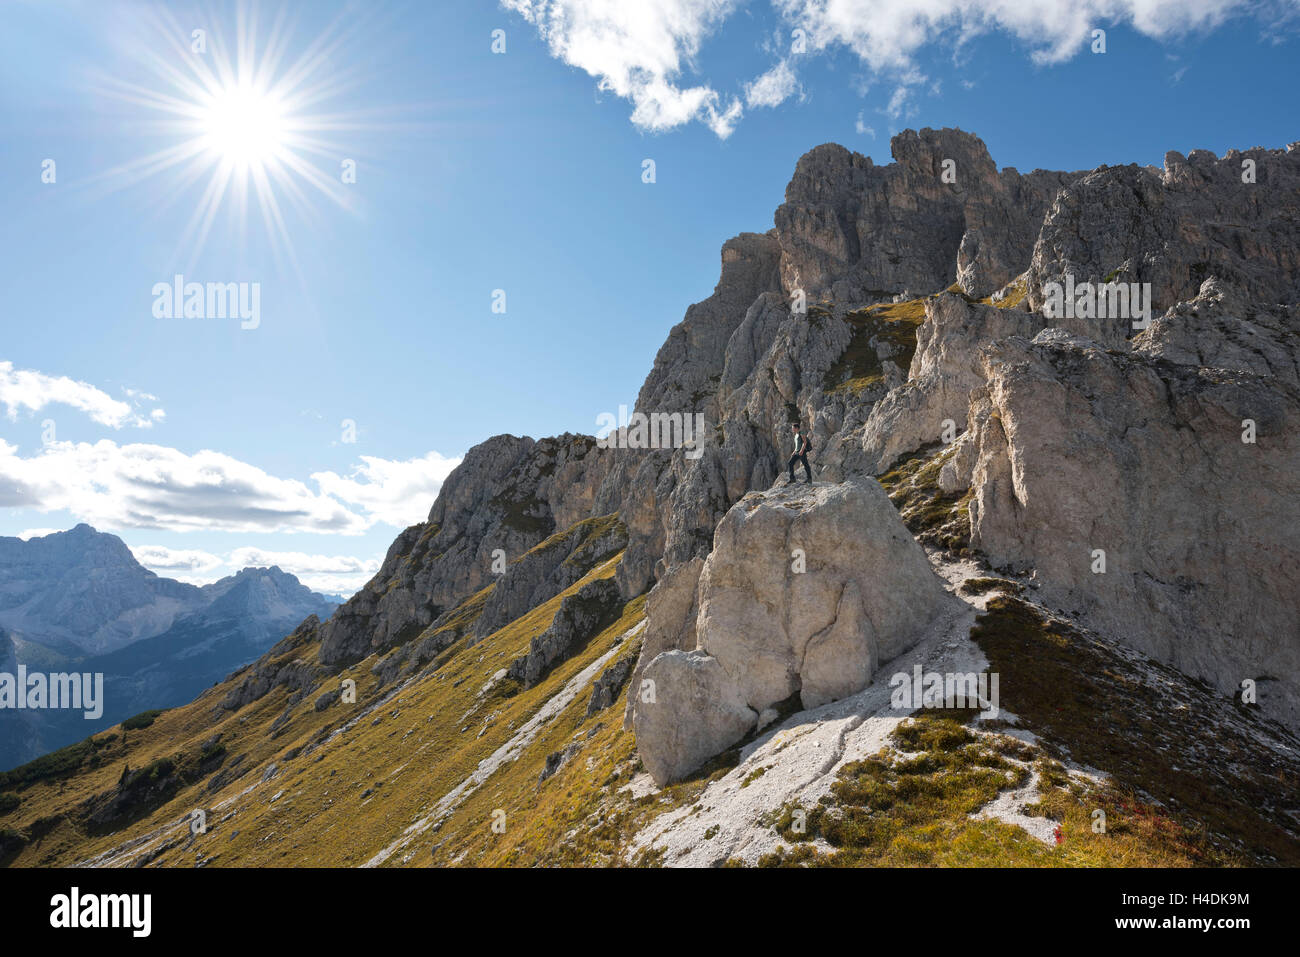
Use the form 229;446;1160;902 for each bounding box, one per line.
502;0;1274;136
130;544;225;575
745;59;798;108
773;0;1256;68
0;439;461;535
227;547;382;593
311;451;462;529
501;0;744;136
128;543;382;594
0;360;163;429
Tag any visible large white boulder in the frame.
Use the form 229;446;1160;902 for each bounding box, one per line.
632;478;958;785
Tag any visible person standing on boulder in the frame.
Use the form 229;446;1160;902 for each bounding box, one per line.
787;422;812;485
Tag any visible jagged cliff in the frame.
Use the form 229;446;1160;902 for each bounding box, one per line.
3;128;1299;868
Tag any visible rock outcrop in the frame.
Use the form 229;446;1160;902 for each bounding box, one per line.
471;514;626;640
632;650;757;786
319;433;612;667
621;557;703;731
506;578;623;689
1027;144;1300;338
960;328;1300;724
857;292;1043;473
631;479;959;784
775;130;1078;302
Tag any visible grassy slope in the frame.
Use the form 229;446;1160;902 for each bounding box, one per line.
0;544;673;867
822;298;928;396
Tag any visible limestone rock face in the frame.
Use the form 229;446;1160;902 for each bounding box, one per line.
319;433;612;667
775;130;1077;302
631;479;958;784
696;479;956;713
859;292;1043;473
634;231;784;420
966;329;1300;725
1135;278;1300;386
1027;146;1300;341
622;557;703;731
632;650;757;787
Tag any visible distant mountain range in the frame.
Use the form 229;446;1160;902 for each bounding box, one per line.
0;525;337;769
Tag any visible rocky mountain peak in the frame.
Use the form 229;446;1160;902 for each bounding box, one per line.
7;128;1300;868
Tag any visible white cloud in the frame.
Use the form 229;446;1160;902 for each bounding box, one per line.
312;451;462;529
854;111;875;137
773;0;1256;70
502;0;1276;136
16;528;60;541
131;544;225;575
0;360;163;429
227;547;382;593
226;547;380;576
745;59;798;108
704;96;744;138
502;0;743;135
0;439;461;535
884;84;916;120
127;543;381;595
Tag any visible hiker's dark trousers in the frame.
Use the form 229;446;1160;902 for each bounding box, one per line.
787;452;811;483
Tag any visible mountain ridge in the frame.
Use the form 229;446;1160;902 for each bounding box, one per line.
2;127;1297;867
0;526;338;769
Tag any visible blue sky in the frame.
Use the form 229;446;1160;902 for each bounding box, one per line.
1;0;1297;594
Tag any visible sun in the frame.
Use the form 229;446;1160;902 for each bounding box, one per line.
198;84;289;168
87;1;408;268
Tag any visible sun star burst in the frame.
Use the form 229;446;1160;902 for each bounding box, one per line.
88;0;402;272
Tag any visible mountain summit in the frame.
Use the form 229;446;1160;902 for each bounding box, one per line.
0;527;337;768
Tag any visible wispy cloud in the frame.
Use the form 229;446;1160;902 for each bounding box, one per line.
501;0;744;136
0;439;461;535
130;543;382;594
130;544;226;575
502;0;1275;137
0;360;163;429
745;59;799;108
